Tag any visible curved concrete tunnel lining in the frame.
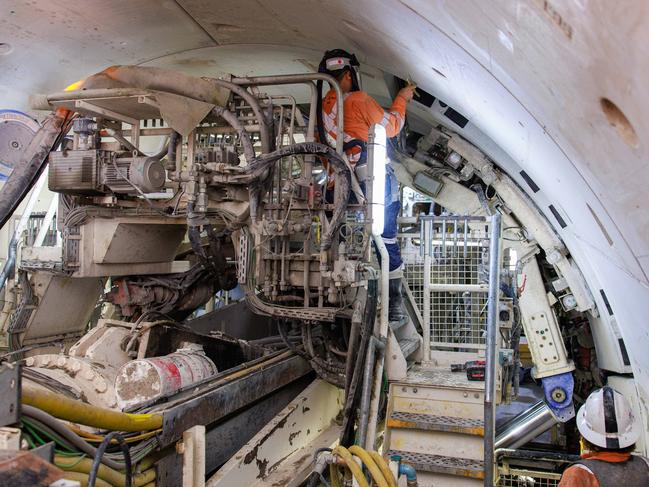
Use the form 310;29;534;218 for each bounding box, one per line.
2;0;649;453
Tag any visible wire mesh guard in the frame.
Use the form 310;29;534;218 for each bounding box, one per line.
401;216;497;350
497;471;561;487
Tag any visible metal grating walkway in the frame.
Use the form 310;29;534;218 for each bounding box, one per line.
388;411;484;436
388;449;485;479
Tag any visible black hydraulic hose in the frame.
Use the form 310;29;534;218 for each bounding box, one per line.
0;109;71;228
340;278;378;446
209;77;271;154
88;432;132;487
22;405;124;470
248;142;351;249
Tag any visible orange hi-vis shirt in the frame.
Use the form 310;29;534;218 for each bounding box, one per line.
558;451;631;487
321;89;407;188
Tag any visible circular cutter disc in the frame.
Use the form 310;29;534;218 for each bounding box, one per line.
0;110;40;181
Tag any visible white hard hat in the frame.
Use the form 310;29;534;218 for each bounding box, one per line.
577;386;640;449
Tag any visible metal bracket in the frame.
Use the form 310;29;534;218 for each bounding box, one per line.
0;363;20;427
541;372;575;422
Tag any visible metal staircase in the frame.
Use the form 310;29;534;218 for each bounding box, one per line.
384;214;504;487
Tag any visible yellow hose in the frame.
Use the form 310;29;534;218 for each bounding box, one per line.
22;383;163;431
348;445;389;487
55;455;156;487
329;462;342;487
68;424;162;443
332;446;370;487
63;471;113;487
368;450;397;487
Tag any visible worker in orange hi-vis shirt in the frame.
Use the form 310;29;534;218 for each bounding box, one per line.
317;49;416;326
558;387;649;487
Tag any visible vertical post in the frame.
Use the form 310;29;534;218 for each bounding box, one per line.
182;425;206;487
366;124;388;449
422;218;431;362
484;213;502;487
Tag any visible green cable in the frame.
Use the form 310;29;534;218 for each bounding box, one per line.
22;418;77;454
22;431;36;449
22;421;46;445
55;454;87;469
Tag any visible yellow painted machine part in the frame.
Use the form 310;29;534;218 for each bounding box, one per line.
63;471;113;487
55;455;156;487
368;450;397;487
348;445;389;487
332;446;370;487
22;383;163;431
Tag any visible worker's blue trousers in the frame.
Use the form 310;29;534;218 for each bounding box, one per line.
382;165;402;272
326;164;402;271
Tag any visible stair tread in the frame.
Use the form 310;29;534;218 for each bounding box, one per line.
388;450;485;479
394;365;485;390
398;337;420;358
388;411;484;436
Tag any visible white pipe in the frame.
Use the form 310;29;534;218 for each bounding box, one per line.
365;124;390;449
366;234;390;449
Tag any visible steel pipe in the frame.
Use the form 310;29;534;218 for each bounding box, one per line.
231;73;344;156
495;400;559;449
484;213;502;487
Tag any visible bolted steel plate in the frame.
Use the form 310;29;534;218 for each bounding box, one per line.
0;110;40;181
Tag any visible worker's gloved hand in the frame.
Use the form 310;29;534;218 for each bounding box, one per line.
397;85;417;102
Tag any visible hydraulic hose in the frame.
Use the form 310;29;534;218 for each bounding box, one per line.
246;142;352;249
56;456;155;487
88;432;132;487
211;106;255;162
22;406;124;471
22;384;163;431
332;446;369;487
62;471;112;487
368;450;397;487
348;445;390;487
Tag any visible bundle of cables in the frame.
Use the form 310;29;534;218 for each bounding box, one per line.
20;383;162;487
308;445;401;487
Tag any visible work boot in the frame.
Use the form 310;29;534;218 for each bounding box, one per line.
388;278;409;328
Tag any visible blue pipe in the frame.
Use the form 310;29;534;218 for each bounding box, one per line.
399;463;417;482
391;455;418;484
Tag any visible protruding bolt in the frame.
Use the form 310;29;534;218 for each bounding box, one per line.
551;388;566;403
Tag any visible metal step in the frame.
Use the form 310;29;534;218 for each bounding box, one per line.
388;450;485;479
398;337;420;358
389;317;408;332
388;411;484;436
